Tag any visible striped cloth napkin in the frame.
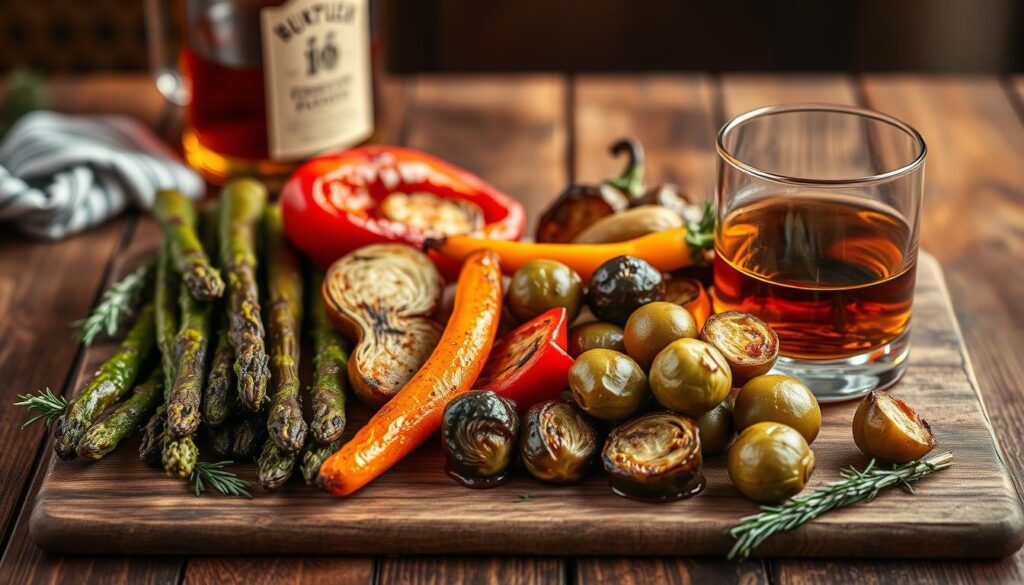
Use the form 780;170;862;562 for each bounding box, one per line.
0;111;204;239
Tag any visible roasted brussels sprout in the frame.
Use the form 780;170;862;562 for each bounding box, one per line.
568;322;626;358
506;260;584;323
696;401;734;456
587;256;666;326
623;301;698;369
602;411;705;502
649;338;732;417
520;400;598;483
728;422;815;504
699;311;779;385
852;390;935;463
569;349;649;421
441;391;520;488
733;375;821;444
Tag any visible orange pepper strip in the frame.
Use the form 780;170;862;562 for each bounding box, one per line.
319;249;503;496
425;227;697;281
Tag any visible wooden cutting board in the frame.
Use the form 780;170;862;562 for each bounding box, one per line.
29;250;1024;558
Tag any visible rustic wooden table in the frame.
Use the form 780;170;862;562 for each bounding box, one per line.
0;73;1022;584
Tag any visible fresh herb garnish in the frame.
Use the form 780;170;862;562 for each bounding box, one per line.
75;263;154;346
190;461;252;498
727;451;953;560
14;387;68;429
685;201;715;264
513;493;536;503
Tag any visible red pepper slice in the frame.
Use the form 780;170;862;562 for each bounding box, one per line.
281;146;526;271
476;307;574;414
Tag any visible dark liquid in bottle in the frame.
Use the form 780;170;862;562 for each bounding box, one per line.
713;196;916;360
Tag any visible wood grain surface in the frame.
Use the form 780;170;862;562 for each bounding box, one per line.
1;74;1023;584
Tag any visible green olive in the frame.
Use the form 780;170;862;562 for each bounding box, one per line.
520;400;598;483
568;322;626;358
733;375;821;444
623;302;698;369
728;422;815;504
587;255;666;325
568;349;649;421
649;338;732;417
507;259;583;323
695;401;734;456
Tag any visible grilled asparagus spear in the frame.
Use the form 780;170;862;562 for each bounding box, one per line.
139;404;168;466
308;271;349;445
155;240;179;393
264;206;306;453
77;367;163;460
207;424;233;459
231;414;266;462
53;303;156;459
257;438;295;490
299;438;341;487
154;189;224;301
220;179;270;411
166;279;212;439
203;322;235;426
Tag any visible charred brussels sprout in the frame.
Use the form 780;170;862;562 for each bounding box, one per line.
520;400;598;483
699;311;779;385
441;391;520;488
587;256;665;326
728;422;815;504
602;411;705;502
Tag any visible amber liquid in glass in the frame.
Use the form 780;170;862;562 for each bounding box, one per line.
713;196;916;360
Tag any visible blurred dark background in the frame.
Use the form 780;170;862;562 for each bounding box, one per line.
0;0;1020;74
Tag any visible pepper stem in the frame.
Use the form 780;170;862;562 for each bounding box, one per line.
685;201;715;264
603;138;646;199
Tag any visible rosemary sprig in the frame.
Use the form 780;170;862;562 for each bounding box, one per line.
190;461;252;498
727;451;953;561
75;263;154;346
14;387;68;429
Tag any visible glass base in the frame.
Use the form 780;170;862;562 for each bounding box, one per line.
770;330;911;403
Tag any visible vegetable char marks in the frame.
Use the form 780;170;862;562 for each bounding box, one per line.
324;244;444;408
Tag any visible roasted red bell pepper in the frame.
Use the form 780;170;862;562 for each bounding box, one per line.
280;146;525;271
475;307;574;414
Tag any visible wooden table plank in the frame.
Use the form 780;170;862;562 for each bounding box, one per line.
185;557;374;585
571;74;767;583
378;556;564;585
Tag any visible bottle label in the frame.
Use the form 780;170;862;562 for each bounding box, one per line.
261;0;373;161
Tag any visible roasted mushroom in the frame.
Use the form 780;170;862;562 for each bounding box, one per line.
733;375;821;444
587;255;666;326
602;411;705;502
506;260;584;323
441;391;520;488
852;391;935;463
324;244;444;407
630;184;703;223
649;338;732;417
728;422;815;504
699;311;779;385
623;301;698;369
520;400;598;483
567;322;626;358
535;138;644;243
569;349;650;421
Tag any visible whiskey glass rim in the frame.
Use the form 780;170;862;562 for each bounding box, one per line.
716;103;927;187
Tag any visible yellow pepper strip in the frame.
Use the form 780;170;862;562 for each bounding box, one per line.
425;226;699;281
